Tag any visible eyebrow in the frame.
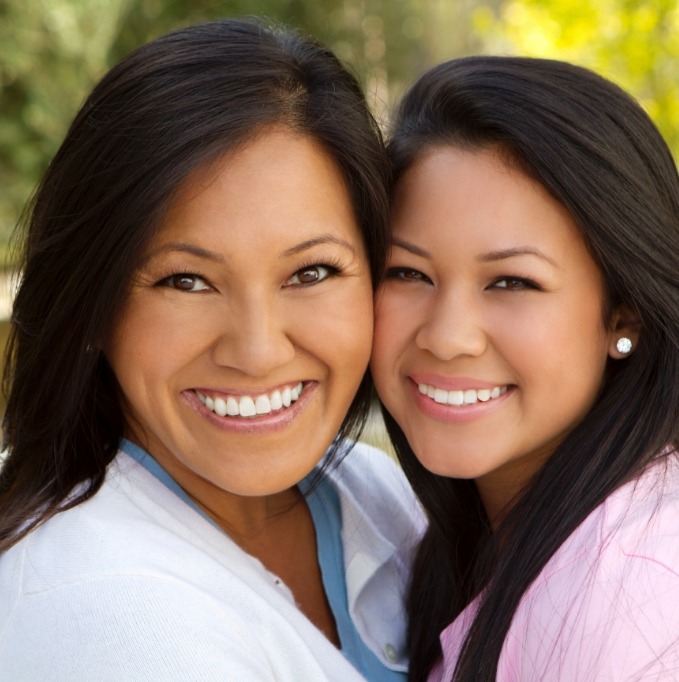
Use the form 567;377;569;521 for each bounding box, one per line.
143;234;358;266
392;239;557;267
478;247;557;267
141;242;226;266
281;234;358;257
391;238;431;258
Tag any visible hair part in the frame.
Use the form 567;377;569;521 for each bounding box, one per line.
385;56;679;681
0;18;390;551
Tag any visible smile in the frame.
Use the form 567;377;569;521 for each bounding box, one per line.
417;383;508;406
195;382;304;418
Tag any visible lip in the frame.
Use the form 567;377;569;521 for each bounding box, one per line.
194;381;302;399
182;381;317;434
409;377;514;424
410;372;507;392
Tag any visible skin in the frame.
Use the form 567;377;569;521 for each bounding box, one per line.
372;146;638;522
106;128;374;642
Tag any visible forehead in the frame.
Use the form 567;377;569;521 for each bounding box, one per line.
392;145;589;260
144;129;361;255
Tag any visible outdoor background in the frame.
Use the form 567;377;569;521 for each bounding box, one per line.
1;0;678;425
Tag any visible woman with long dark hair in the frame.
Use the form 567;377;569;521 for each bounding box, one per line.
372;56;679;681
0;19;423;680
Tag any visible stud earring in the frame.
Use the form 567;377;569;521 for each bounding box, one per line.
616;337;633;354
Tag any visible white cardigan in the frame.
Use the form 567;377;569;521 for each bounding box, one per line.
0;442;424;681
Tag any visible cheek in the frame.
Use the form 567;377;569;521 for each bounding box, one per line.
107;298;197;396
298;279;375;377
371;291;409;400
507;301;610;411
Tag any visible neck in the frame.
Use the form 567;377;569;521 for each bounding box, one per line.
475;447;555;528
189;484;304;542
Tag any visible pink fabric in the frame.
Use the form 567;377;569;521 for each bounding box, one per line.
431;456;679;681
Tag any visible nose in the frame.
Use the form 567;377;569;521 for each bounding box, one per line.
211;295;296;377
415;288;487;361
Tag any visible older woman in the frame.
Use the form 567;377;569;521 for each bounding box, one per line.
0;19;422;681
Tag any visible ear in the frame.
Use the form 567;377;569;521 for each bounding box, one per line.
607;304;641;360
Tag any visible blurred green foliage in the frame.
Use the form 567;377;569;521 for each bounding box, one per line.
1;0;678;259
477;0;679;159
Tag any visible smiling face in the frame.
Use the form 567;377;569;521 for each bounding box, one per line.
372;146;625;516
106;129;373;503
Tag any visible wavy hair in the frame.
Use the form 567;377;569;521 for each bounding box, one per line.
384;56;679;681
0;18;390;551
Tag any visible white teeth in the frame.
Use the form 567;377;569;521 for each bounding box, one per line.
197;383;304;418
418;383;508;407
213;397;228;417
463;390;477;405
255;395;272;415
449;390;464;406
270;390;283;410
239;396;256;417
226;397;239;416
291;382;302;401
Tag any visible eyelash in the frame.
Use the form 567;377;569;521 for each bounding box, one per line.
284;257;345;287
385;267;432;284
155;270;211;292
152;257;346;292
385;268;541;291
490;276;541;291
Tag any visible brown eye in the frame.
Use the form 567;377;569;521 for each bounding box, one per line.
492;277;538;291
159;273;210;292
297;268;321;283
385;267;431;283
285;264;336;287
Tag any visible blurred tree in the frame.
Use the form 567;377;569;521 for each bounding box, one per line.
475;0;679;155
0;0;136;254
1;0;460;248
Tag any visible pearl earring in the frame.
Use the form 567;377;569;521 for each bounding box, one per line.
616;337;632;354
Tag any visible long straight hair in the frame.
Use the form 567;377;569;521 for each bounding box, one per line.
0;18;390;552
385;56;679;681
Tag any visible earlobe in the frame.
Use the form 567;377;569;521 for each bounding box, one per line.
608;304;641;359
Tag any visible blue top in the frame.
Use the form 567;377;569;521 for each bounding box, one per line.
120;439;406;682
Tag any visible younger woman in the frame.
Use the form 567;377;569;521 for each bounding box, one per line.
372;56;679;681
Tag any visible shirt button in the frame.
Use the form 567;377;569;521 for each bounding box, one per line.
384;643;398;663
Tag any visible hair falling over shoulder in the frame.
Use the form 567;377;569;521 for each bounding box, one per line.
385;56;679;682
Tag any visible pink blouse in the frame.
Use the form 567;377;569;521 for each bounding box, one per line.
431;455;679;681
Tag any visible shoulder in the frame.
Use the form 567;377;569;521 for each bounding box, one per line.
0;452;202;588
502;455;679;680
605;453;679;573
526;454;679;584
0;452;366;681
0;450;272;620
